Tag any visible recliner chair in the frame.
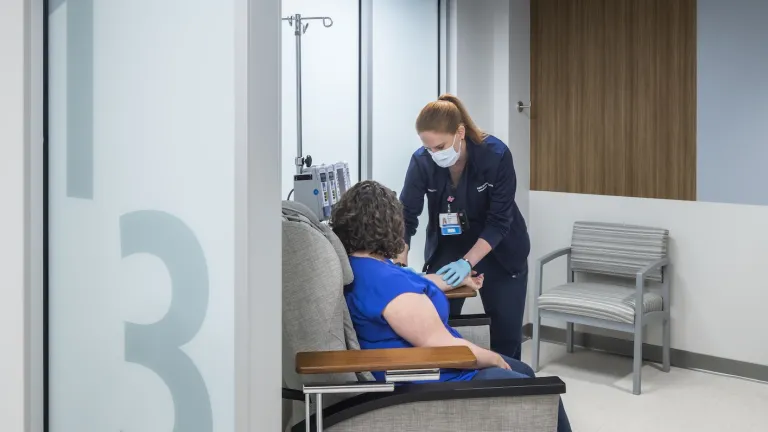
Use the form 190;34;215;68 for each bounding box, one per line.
281;201;566;431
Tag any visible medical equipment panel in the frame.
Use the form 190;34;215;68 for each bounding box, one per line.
293;161;352;221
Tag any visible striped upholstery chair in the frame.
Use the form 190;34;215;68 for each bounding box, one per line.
531;222;671;395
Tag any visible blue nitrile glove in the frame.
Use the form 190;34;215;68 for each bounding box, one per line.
437;259;472;287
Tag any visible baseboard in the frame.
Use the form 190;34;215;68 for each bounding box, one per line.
522;323;768;383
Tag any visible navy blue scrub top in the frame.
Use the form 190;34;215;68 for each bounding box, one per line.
433;168;477;267
399;135;530;274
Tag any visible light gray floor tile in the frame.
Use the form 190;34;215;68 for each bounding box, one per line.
523;340;768;432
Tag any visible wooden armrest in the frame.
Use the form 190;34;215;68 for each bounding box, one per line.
296;346;477;375
444;286;478;299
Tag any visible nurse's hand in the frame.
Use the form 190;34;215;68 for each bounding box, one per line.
437;259;472;288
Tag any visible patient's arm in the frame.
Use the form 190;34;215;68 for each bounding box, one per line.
383;293;505;370
423;273;484;293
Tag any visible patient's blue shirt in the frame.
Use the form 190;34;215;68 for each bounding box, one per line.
345;256;478;382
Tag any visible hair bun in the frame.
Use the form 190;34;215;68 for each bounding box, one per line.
418;94;487;144
438;93;457;103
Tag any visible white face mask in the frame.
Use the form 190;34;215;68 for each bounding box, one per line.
429;134;462;168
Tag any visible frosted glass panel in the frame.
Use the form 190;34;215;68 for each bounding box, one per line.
371;0;439;271
48;1;235;430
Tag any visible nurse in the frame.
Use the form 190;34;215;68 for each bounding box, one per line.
397;93;530;361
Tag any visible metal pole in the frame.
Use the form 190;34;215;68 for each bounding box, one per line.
294;14;304;174
316;393;323;432
302;383;393;431
305;393;311;432
282;14;333;175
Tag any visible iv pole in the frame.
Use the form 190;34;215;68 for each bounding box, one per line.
283;14;334;174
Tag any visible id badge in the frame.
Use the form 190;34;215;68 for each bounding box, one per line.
439;213;462;236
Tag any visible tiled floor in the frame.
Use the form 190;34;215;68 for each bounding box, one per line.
524;341;768;432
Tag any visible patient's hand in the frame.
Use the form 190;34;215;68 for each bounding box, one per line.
462;272;484;291
423;272;483;293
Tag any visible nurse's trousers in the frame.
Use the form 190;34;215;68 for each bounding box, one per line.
431;255;529;361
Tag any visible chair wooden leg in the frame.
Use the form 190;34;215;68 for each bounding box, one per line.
532;316;541;372
662;316;671;372
632;326;643;395
566;322;574;353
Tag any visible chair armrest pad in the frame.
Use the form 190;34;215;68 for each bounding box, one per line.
538;247;571;266
636;257;670;280
296;346;477;375
444;286;478;299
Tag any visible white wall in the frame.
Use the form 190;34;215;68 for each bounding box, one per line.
454;0;527;150
453;0;532;220
455;0;494;133
530;192;768;366
697;0;768;206
507;0;531;226
452;0;530;314
281;0;359;198
529;0;768;366
0;0;27;430
453;0;494;317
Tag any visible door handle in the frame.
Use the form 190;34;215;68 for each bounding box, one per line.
517;101;531;113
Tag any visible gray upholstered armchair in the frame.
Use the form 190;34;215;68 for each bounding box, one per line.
282;201;566;431
531;221;671;395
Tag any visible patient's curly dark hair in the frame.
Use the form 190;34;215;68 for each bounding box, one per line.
331;180;406;259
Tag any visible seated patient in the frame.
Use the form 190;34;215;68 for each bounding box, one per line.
331;180;571;432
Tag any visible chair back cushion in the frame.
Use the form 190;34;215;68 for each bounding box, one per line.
282;201;373;397
570;221;669;283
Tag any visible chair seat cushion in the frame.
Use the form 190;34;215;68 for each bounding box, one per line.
537;282;663;324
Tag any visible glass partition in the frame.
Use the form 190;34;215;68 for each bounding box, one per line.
47;0;237;429
370;0;440;271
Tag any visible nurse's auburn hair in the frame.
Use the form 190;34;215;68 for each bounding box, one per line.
331;180;406;260
415;93;487;144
